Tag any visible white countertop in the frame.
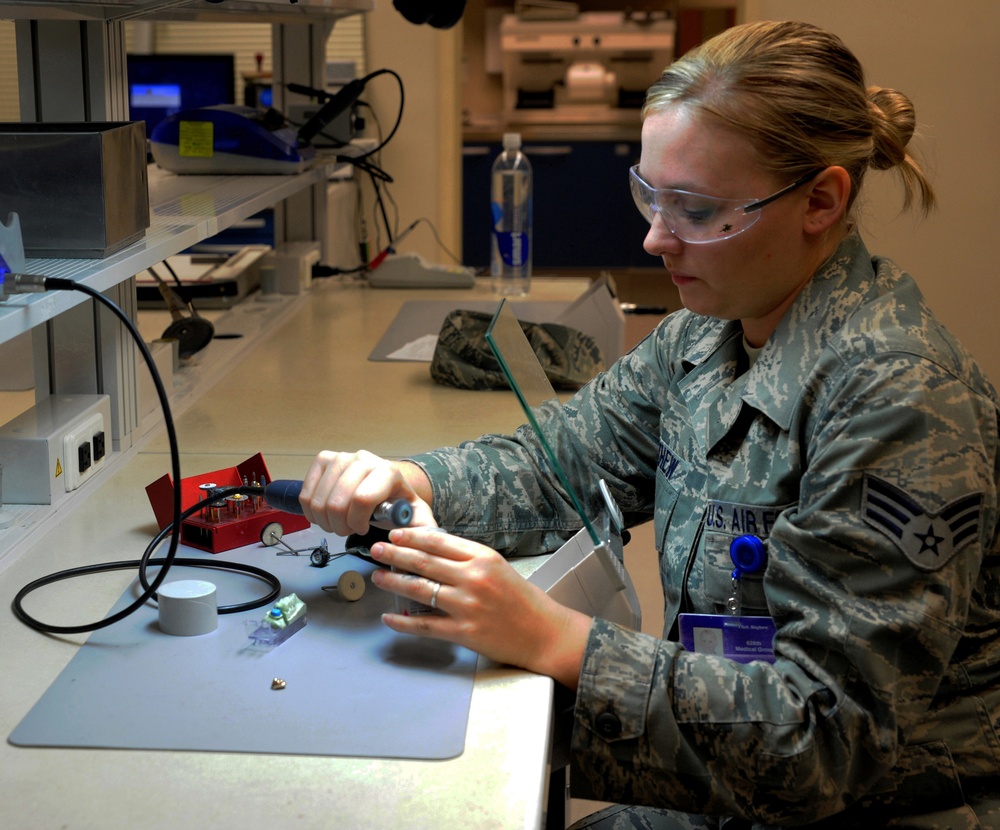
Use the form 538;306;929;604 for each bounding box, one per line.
1;276;591;829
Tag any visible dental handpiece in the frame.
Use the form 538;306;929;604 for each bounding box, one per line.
262;480;413;527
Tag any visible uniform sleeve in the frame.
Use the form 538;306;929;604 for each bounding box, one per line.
570;348;1000;824
408;318;681;555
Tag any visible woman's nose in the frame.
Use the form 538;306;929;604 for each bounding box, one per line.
643;214;683;257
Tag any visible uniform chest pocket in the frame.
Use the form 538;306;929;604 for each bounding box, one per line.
653;443;699;552
702;532;769;614
698;499;792;614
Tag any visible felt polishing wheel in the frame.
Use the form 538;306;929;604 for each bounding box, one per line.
162;316;215;358
338;571;366;601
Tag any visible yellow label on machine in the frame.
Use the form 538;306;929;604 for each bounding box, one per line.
178;121;215;158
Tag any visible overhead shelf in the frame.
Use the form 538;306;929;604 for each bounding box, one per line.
0;0;372;22
0;2;371;349
0;164;329;342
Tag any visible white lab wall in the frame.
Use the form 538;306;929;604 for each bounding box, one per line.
362;3;462;264
740;0;1000;386
0;22;17;121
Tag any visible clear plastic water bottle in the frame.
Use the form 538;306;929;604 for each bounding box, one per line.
490;132;532;296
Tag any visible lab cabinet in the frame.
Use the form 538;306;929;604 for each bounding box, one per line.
462;139;657;271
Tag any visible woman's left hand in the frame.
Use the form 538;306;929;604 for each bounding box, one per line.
369;527;592;690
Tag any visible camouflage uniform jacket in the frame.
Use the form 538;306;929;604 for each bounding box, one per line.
410;232;1000;827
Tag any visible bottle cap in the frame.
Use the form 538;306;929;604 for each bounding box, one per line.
502;132;521;150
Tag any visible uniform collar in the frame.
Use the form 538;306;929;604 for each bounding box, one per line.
677;232;876;445
676;321;749;453
743;231;876;429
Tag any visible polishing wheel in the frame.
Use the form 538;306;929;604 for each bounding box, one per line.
162;316;215;358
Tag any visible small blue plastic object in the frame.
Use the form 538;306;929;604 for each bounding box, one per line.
246;615;306;647
730;535;766;580
0;213;27;301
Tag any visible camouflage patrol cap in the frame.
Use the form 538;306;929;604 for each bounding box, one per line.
429;309;605;391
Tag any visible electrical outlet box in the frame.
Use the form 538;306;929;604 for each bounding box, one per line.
0;394;112;504
62;411;107;492
267;241;321;295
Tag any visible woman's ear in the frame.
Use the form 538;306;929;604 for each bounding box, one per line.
804;166;851;234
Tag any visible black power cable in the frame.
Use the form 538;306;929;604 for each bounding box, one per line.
8;277;281;635
330;68;405;166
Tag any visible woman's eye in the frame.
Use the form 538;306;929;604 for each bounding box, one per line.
663;196;717;225
682;207;714;224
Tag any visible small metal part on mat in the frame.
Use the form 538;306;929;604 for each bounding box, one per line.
271;678;287;690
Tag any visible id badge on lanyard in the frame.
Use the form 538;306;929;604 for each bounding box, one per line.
679;535;777;663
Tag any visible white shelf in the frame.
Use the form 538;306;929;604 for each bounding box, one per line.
0;0;372;23
0;164;327;343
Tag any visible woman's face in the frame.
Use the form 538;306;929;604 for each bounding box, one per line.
639;105;827;345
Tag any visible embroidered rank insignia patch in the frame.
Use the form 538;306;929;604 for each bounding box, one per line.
862;474;983;571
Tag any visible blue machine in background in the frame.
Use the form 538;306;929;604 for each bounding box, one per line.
150;104;315;175
149;75;366;176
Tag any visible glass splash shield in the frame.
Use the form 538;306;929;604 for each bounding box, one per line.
484;300;606;547
486;300;641;632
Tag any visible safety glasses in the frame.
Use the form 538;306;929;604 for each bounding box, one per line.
629;165;822;243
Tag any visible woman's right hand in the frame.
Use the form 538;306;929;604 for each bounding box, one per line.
297;450;436;536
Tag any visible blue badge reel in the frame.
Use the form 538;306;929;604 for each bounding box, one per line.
679;535;777;663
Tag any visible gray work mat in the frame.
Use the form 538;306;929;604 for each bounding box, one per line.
369;299;568;361
9;529;476;759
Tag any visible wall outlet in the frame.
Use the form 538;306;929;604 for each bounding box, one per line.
0;394;112;504
62;411;107;492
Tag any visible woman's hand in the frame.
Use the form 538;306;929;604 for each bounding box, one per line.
369;526;592;690
298;450;436;536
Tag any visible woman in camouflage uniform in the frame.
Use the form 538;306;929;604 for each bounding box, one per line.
299;20;1000;829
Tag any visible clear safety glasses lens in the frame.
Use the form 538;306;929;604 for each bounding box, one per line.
629;165;820;244
629;166;763;243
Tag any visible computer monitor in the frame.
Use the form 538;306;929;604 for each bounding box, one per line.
126;53;236;136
